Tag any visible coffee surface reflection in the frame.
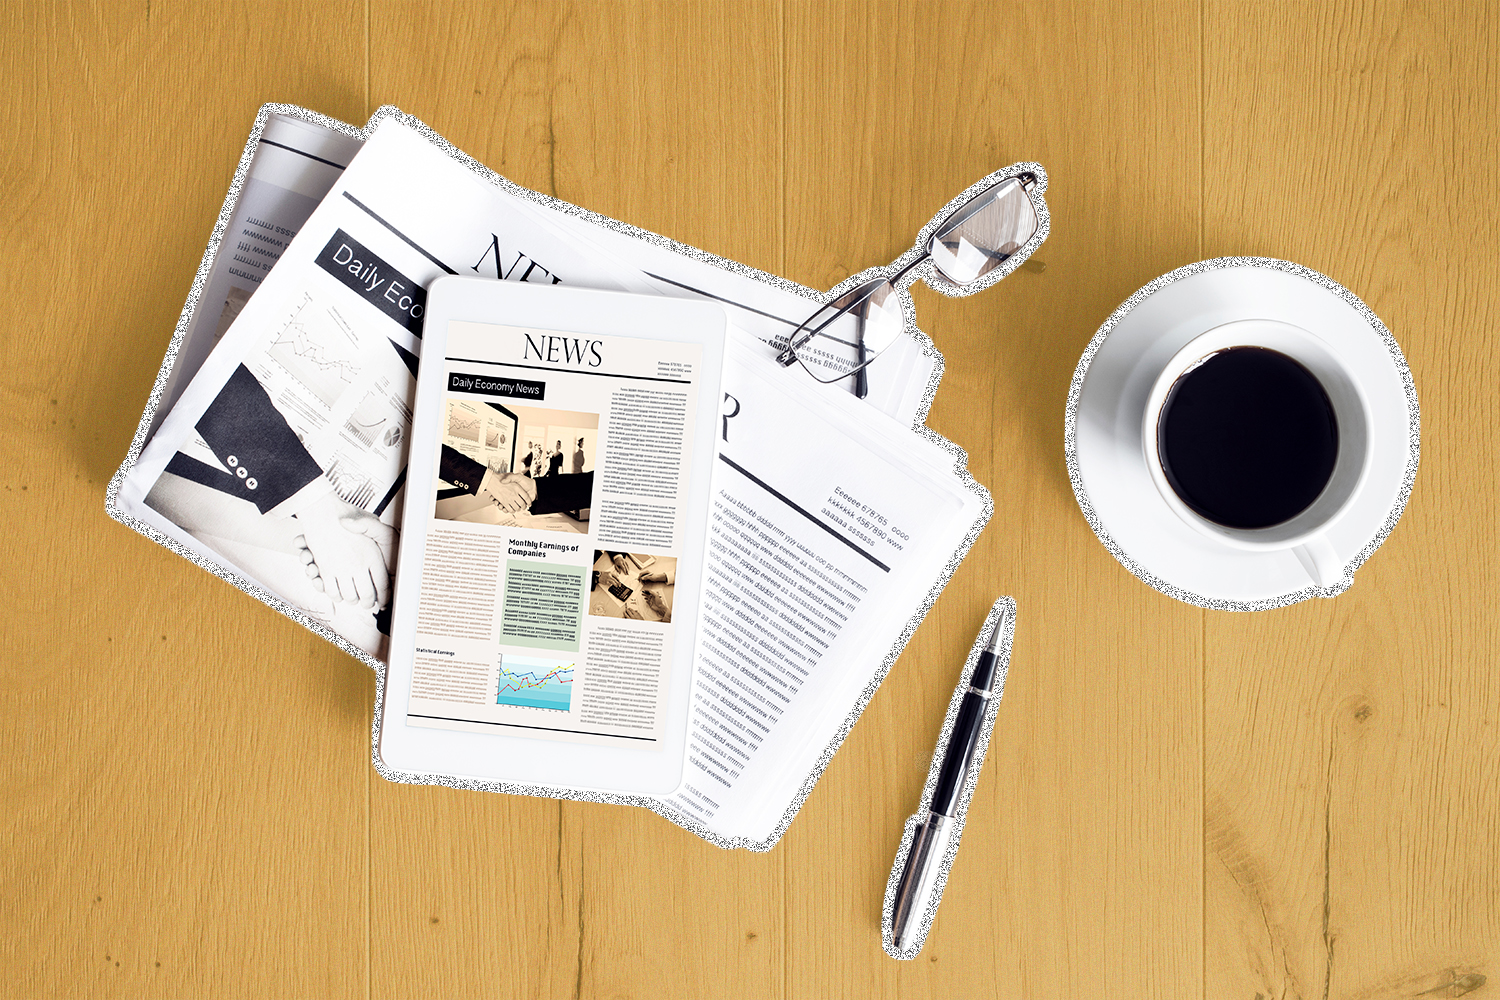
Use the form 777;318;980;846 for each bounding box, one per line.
1157;347;1339;529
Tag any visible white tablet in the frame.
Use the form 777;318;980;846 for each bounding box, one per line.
378;276;726;796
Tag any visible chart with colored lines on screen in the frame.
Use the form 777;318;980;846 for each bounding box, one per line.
496;655;575;712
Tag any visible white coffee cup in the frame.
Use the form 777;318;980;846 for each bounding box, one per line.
1141;318;1373;588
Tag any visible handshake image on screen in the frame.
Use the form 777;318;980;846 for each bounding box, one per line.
474;467;542;514
432;444;595;535
433;400;598;536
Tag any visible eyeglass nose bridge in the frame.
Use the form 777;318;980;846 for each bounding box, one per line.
775;277;891;368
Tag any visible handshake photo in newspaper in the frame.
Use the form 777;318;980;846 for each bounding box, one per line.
292;495;396;610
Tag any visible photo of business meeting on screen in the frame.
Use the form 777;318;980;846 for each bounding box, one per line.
432;399;598;534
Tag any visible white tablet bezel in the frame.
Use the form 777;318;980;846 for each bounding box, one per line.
378;275;726;796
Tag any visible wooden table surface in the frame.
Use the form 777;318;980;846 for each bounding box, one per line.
3;3;1496;997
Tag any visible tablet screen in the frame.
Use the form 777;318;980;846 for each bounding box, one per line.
381;278;725;794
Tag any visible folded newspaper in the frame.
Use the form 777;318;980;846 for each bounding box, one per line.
107;104;1042;849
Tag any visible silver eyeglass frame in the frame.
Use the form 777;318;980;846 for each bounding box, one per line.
776;164;1050;393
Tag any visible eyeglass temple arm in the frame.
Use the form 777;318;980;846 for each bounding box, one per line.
853;312;869;399
778;299;855;363
776;252;933;369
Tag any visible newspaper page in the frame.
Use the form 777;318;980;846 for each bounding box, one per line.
663;339;987;844
156;109;934;436
507;195;941;426
398;320;710;747
151;114;364;438
119;114;649;658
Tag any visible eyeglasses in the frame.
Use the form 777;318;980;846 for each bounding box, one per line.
775;171;1043;393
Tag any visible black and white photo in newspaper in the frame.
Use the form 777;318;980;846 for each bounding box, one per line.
118;115;651;657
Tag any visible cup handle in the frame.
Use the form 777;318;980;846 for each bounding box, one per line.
1293;535;1344;589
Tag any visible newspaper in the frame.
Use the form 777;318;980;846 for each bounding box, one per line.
661;339;986;844
110;105;995;849
118;113;648;657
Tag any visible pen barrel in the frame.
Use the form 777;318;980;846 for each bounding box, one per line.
891;813;953;950
969;648;1000;693
930;691;988;817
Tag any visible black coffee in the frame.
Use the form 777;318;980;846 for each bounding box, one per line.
1157;346;1338;529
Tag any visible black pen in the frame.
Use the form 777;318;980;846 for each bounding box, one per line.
890;610;1008;951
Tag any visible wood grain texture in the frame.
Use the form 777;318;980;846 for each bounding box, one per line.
780;4;1204;996
1;1;1495;998
0;2;372;998
1201;3;1500;999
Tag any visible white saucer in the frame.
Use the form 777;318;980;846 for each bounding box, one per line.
1064;258;1419;610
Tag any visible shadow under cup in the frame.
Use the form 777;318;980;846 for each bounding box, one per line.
1143;320;1371;586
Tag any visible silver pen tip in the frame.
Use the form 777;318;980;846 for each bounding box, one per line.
983;617;1006;656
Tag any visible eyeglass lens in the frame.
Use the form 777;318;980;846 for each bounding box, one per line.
927;177;1039;286
786;278;904;384
783;174;1039;385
